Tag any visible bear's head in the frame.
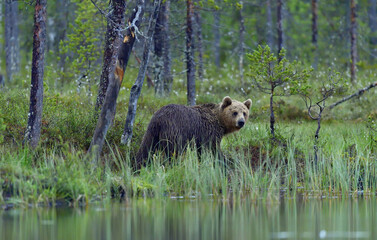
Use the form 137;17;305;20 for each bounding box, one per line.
219;96;252;134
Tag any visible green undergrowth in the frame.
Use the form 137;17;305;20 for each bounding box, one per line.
0;120;376;207
1;65;377;207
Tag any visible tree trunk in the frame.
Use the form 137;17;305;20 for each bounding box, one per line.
55;0;69;76
153;0;165;96
314;115;321;166
186;0;196;106
213;2;220;69
270;87;275;139
369;0;377;58
350;0;357;84
194;1;204;80
133;50;154;87
277;0;283;58
162;0;173;94
266;0;274;49
89;0;132;161
311;0;318;69
89;1;148;162
239;0;245;84
121;0;162;145
24;0;47;149
95;0;132;111
4;0;20;83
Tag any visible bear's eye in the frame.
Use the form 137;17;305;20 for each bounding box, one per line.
243;112;246;117
233;112;238;117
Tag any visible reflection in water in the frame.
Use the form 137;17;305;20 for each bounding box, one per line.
1;197;376;240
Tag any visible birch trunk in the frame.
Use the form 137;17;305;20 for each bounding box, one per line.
121;0;162;145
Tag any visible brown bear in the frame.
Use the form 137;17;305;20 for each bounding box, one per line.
135;96;252;168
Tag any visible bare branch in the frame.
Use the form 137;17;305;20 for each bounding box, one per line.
90;0;108;17
308;105;319;120
329;82;377;109
90;0;131;38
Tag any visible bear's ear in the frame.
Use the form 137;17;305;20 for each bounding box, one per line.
244;99;252;110
221;96;232;109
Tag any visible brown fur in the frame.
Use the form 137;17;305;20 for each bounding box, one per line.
135;96;252;168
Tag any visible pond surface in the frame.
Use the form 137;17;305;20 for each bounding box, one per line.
1;196;376;240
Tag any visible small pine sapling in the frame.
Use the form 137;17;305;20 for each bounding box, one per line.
247;45;312;140
292;69;344;165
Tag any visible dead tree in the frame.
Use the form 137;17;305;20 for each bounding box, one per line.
186;0;196;106
121;0;162;145
299;71;342;165
89;0;144;162
24;0;47;149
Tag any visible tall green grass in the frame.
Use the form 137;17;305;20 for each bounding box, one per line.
1;64;377;206
1;120;376;207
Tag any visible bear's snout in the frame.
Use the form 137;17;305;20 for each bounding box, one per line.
237;120;245;128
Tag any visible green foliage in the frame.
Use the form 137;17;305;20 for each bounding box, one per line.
247;45;312;96
247;45;313;138
59;0;106;85
292;68;345;97
207;0;220;10
235;2;243;10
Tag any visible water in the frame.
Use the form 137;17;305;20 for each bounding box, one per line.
1;197;376;240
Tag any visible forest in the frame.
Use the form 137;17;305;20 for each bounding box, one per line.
1;0;377;206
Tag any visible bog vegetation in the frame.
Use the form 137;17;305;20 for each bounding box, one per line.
1;0;377;207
